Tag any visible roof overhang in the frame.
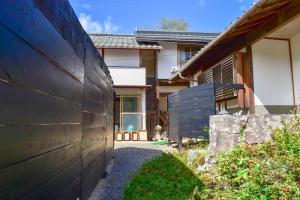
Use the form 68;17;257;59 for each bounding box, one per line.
170;0;300;81
113;85;152;88
89;33;163;50
95;46;162;50
136;30;219;44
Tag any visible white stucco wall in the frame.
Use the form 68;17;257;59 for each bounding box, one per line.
252;39;293;106
104;49;140;67
291;32;300;106
157;43;178;79
158;86;187;93
109;67;146;85
114;88;146;130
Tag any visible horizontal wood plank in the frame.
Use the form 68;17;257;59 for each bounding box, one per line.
0;142;81;199
0;81;82;125
0;25;83;103
0;124;81;168
0;0;84;82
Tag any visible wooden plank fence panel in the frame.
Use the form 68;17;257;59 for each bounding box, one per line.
0;124;81;168
81;152;107;200
168;83;216;141
0;142;81;199
0;81;82;125
19;161;81;200
0;25;82;103
0;0;114;199
0;0;85;83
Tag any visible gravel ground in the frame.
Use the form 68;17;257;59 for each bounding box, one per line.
88;141;171;200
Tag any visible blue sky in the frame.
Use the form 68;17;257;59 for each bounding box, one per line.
70;0;256;34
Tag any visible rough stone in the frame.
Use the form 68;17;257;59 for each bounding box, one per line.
205;114;294;168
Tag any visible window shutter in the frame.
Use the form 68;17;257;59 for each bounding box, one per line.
198;56;236;100
198;68;213;84
220;56;236;100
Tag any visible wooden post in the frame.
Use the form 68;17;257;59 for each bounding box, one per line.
234;52;245;108
244;46;255;114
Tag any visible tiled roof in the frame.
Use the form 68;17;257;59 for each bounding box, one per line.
136;30;219;44
89;33;162;49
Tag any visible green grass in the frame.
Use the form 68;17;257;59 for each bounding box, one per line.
125;117;300;200
124;150;203;200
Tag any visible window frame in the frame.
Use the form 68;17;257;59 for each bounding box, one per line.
177;44;204;67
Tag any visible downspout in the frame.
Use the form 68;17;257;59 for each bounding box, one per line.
288;40;297;113
178;72;198;83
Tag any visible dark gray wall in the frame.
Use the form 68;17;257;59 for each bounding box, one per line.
0;0;114;199
168;83;216;141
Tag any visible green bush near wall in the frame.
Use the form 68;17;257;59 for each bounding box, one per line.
194;117;300;199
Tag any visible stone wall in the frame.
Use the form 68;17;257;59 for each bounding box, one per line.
202;115;293;170
208;115;293;155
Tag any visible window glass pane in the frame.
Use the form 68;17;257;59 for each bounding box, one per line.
122;114;141;131
123;97;139;112
114;97;121;130
179;47;191;66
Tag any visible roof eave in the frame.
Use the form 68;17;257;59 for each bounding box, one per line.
94;46;162;50
169;0;268;81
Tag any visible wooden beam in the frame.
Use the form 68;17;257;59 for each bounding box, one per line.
184;0;300;77
244;46;255;114
158;80;189;86
247;0;300;44
234;52;245;108
113;85;152;88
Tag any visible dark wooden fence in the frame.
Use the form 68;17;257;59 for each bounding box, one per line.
0;1;114;199
168;83;243;142
168;83;216;142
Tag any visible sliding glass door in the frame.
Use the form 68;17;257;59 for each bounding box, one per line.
117;96;143;131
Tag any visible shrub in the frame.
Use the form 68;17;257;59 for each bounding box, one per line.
193;117;300;200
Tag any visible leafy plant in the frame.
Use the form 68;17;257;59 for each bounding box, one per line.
194;116;300;200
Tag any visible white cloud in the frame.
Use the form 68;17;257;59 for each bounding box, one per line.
79;13;102;33
104;17;120;33
79;13;120;33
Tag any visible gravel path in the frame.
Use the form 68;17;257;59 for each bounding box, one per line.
88;141;171;200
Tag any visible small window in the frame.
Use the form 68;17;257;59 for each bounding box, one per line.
178;45;203;67
123;96;140;112
117;96;143;131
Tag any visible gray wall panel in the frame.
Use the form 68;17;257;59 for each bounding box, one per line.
168;83;216;141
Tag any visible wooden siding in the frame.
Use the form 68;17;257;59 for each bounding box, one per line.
168;83;216;141
0;1;114;200
198;56;237;101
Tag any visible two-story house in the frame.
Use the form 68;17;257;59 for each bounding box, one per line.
90;30;218;140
